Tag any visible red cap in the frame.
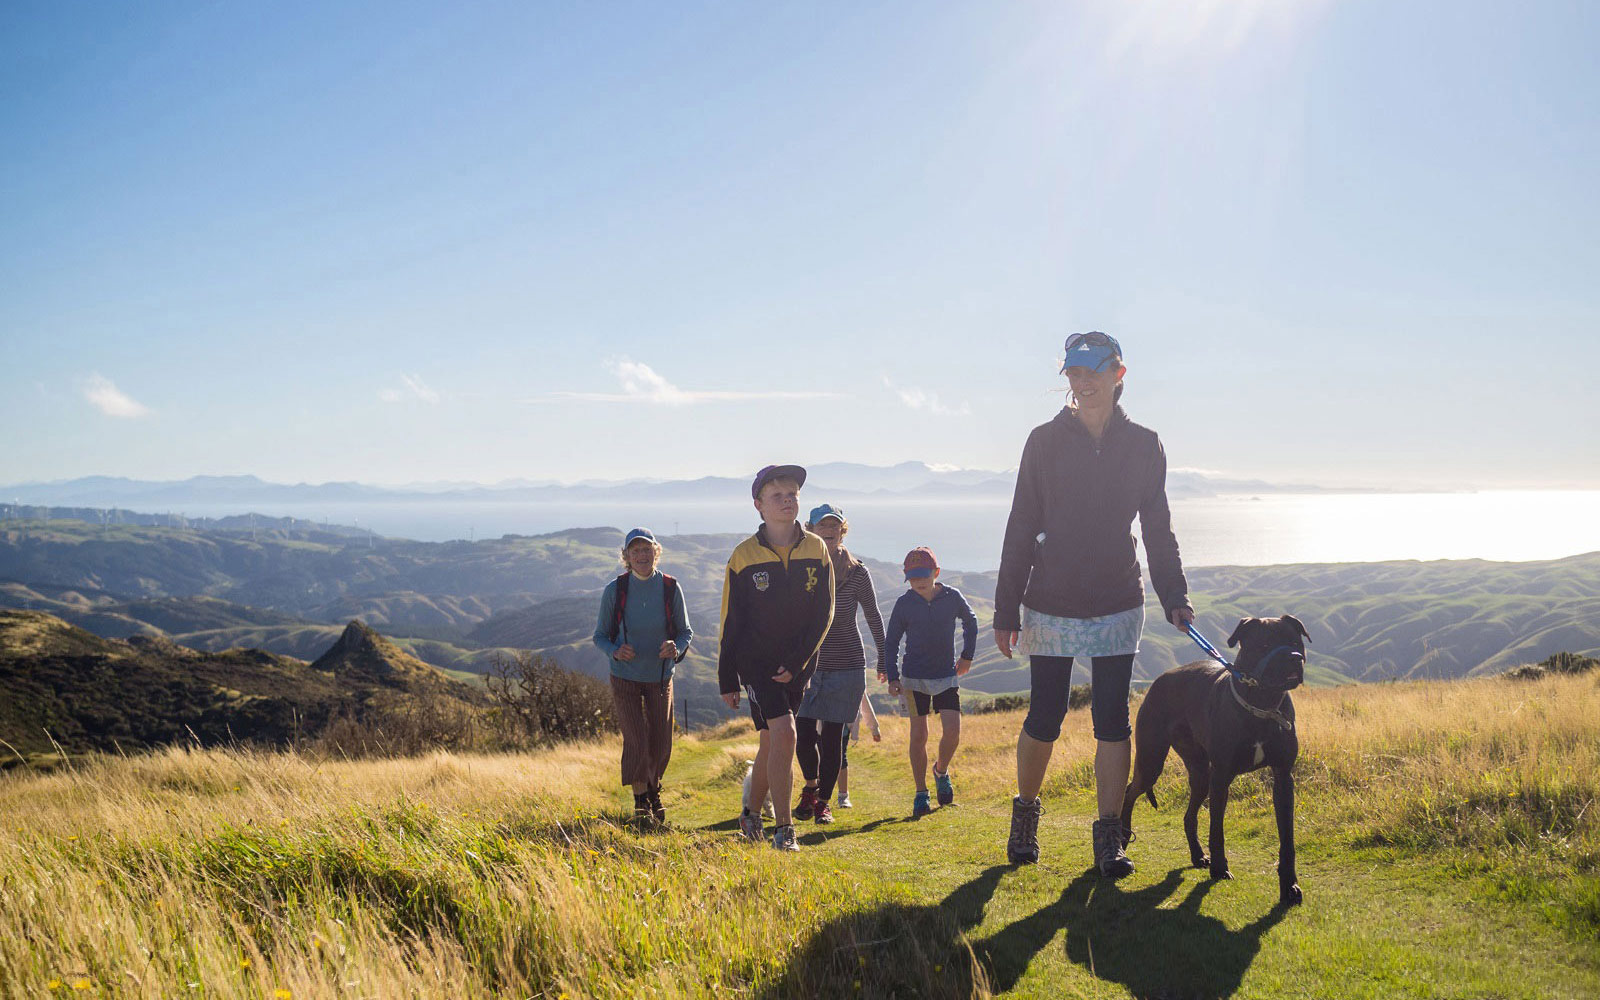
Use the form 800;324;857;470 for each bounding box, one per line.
903;546;938;579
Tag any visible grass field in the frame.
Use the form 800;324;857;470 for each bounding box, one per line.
2;672;1596;998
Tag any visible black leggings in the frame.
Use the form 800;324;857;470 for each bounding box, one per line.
795;716;847;801
1022;654;1135;742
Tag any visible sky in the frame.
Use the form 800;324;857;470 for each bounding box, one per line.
2;0;1597;491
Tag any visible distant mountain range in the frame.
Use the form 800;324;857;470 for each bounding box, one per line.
0;464;1356;511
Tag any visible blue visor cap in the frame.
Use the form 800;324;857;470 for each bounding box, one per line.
623;527;657;547
1060;343;1120;374
808;503;846;525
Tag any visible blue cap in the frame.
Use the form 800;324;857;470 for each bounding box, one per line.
623;527;657;547
1060;331;1124;374
808;503;846;525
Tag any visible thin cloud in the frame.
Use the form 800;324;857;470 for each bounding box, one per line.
882;376;970;417
380;374;441;404
543;357;837;406
81;373;150;418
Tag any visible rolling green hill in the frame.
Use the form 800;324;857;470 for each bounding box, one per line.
4;519;1598;723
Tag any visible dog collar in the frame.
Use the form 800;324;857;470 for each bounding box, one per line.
1228;675;1294;731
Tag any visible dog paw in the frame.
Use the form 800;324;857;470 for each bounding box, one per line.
1280;883;1302;906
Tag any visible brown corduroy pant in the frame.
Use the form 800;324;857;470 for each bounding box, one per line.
609;675;674;788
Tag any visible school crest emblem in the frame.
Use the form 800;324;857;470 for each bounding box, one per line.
753;571;770;592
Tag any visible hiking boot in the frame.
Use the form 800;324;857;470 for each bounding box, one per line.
738;808;764;843
646;784;666;825
633;792;653;825
838;793;853;809
934;767;955;806
772;824;800;851
1093;817;1135;878
1007;796;1043;865
793;786;818;821
813;798;834;824
912;790;933;817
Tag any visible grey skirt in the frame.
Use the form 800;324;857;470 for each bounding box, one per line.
798;668;866;724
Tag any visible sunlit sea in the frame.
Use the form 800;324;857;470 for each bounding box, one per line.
163;491;1600;572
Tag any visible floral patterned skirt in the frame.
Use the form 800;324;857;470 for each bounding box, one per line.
1018;603;1144;658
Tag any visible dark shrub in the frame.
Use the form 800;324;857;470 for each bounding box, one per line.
1539;651;1600;675
485;650;616;746
1504;664;1547;682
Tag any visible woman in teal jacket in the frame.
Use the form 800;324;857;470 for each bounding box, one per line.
593;527;693;824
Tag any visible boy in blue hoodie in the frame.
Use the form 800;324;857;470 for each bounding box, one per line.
884;546;978;816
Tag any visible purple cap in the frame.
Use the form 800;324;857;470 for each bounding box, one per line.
751;464;807;499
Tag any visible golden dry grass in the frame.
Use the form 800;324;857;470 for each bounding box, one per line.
2;672;1596;998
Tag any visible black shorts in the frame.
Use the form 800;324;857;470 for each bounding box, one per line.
908;687;960;717
745;679;804;730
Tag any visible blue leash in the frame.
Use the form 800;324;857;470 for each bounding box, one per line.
1184;622;1255;686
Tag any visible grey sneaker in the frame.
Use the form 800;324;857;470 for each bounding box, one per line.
772;824;800;851
1007;796;1043;864
738;808;764;842
1093;817;1134;878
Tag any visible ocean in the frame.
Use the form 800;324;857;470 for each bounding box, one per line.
150;490;1600;572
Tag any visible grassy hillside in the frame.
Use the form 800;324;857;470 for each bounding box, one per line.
1;671;1595;997
0;612;486;757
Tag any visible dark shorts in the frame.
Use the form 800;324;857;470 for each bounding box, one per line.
745;679;804;731
1022;654;1134;742
908;687;960;717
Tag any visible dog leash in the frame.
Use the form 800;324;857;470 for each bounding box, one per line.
1184;623;1254;686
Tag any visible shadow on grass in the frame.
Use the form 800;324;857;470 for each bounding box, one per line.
975;866;1290;997
797;815;915;846
754;865;1009;1000
763;862;1290;998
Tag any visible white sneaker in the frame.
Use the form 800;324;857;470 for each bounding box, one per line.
838;794;853;809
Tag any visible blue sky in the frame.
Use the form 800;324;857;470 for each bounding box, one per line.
3;0;1596;490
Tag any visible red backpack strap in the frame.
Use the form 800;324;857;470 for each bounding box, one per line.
662;574;687;663
609;572;631;644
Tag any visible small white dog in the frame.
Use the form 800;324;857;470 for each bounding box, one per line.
741;759;774;818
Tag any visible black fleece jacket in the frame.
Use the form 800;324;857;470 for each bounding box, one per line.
994;405;1191;631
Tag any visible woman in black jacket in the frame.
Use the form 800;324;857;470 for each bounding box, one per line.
993;332;1195;877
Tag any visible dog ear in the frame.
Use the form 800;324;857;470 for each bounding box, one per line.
1282;614;1312;643
1226;617;1255;648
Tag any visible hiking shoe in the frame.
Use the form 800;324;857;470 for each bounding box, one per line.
772;824;800;851
912;790;933;817
633;792;653;825
1093;817;1135;878
813;799;834;824
646;784;666;825
1007;796;1043;865
738;808;764;843
793;787;817;821
934;767;955;806
838;794;853;809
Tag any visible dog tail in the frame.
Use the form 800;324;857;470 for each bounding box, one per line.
1144;788;1158;809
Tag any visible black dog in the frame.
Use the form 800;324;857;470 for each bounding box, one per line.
1121;615;1310;905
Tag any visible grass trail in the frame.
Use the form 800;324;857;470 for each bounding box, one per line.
2;673;1597;998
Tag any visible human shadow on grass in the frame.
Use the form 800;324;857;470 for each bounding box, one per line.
796;815;916;846
974;866;1291;998
754;865;1011;999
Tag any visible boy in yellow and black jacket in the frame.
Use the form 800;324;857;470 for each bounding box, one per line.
720;464;835;851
